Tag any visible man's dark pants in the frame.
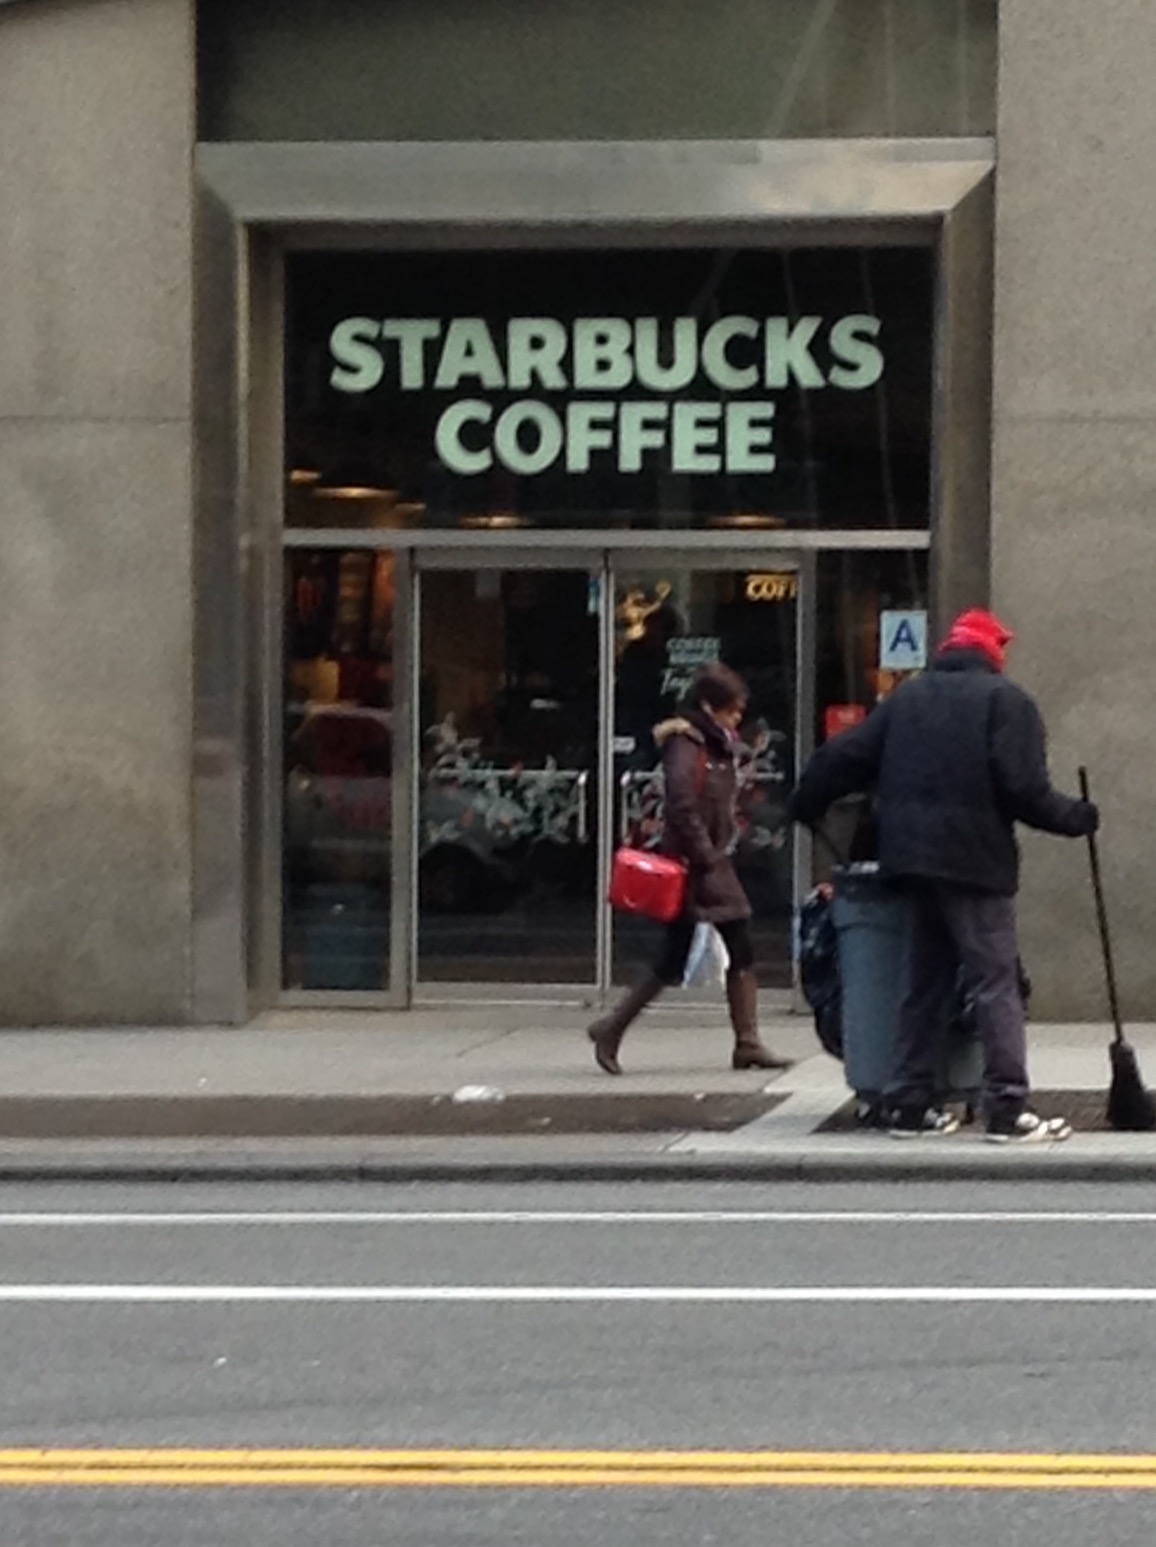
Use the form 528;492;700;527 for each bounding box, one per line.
884;879;1029;1127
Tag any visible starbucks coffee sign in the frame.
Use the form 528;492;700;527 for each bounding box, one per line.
287;246;933;529
329;313;884;476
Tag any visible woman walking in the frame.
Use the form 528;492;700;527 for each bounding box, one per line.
588;663;792;1075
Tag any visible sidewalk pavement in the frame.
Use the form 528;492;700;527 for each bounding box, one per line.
0;1004;1151;1179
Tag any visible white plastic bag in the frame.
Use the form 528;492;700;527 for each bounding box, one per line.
681;922;730;989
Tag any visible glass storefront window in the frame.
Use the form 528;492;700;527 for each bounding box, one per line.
816;549;929;730
199;0;996;142
276;545;929;995
813;548;929;864
278;248;935;997
285;248;933;534
282;548;396;990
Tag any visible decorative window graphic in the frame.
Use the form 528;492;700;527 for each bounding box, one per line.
422;713;589;852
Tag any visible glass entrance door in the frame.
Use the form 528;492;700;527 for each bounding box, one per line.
413;551;799;995
610;561;798;989
416;562;600;984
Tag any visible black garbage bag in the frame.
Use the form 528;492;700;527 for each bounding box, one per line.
797;887;843;1058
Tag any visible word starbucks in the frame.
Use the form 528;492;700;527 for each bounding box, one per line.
329;314;884;476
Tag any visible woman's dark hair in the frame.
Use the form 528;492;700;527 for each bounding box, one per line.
693;663;748;711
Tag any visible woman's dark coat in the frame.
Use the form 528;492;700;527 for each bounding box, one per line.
656;710;751;924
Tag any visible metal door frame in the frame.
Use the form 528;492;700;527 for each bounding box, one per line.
196;136;990;1021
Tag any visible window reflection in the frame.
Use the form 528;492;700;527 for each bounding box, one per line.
612;568;797;988
417;570;599;984
813;548;929;865
282;550;395;990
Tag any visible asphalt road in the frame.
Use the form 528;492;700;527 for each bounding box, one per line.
1;1177;1156;1544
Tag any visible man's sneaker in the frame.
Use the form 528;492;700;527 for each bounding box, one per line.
887;1106;961;1139
985;1112;1073;1144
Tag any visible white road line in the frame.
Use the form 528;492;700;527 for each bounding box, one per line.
0;1211;1151;1227
0;1284;1152;1303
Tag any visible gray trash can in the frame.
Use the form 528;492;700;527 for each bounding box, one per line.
831;864;908;1107
831;863;983;1121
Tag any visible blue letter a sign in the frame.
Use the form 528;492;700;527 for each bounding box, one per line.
879;610;928;670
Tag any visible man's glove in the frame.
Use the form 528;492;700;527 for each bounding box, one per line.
1072;799;1100;836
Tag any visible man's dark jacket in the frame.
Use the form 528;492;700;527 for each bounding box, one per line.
789;650;1092;895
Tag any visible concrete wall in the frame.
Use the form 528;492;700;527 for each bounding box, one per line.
993;2;1156;1018
0;0;195;1021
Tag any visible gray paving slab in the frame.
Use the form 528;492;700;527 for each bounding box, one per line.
0;1014;1137;1096
0;1009;811;1096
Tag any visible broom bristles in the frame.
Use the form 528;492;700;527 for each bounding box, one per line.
1107;1039;1156;1132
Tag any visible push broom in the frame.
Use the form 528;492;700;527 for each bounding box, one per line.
1079;767;1156;1131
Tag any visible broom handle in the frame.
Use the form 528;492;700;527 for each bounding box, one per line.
1079;766;1124;1044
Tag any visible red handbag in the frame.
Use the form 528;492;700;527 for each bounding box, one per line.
608;847;688;924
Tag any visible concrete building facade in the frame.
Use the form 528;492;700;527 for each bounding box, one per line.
0;0;1149;1024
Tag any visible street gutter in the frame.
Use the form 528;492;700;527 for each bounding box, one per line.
0;1143;1150;1184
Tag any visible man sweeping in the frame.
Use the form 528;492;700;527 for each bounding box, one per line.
789;608;1098;1143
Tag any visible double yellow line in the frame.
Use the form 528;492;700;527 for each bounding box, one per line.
2;1449;1156;1489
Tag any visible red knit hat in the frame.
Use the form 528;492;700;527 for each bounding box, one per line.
939;608;1014;672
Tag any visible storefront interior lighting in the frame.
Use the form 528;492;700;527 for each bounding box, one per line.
313;483;399;502
288;468;322;486
708;512;786;529
459;513;527;529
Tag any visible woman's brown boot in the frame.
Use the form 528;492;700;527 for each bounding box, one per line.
586;975;664;1075
726;968;793;1071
